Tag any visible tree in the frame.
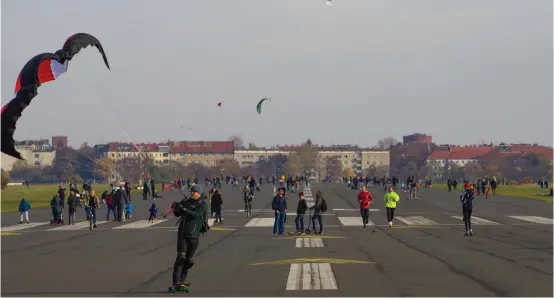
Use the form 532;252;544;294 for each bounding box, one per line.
419;165;431;179
283;154;301;177
376;137;398;150
67;173;83;184
248;143;257;149
321;156;342;180
292;142;319;176
1;171;10;189
462;163;483;181
399;161;418;177
94;157;115;180
228;135;244;149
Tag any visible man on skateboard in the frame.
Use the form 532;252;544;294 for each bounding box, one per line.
171;185;208;290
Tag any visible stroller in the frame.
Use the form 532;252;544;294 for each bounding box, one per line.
50;209;63;225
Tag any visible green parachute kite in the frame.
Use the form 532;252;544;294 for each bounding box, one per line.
256;97;271;114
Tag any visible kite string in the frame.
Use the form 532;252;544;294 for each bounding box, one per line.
64;68;145;157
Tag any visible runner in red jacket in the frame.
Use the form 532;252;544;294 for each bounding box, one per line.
358;185;373;228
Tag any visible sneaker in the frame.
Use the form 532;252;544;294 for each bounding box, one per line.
93;224;98;228
469;230;473;236
18;221;23;224
464;231;470;236
295;231;302;235
25;221;29;224
388;222;392;228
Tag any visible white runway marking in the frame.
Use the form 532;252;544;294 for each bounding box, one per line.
112;219;168;229
2;222;49;232
395;216;438;225
507;216;553;225
47;221;107;231
338;217;374;226
286;263;338;290
450;216;500;225
295;237;324;248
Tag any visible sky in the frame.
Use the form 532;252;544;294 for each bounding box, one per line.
1;0;552;148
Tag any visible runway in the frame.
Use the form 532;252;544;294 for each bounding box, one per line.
1;183;552;296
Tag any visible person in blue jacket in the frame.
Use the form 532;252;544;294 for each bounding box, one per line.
272;187;287;235
18;198;31;224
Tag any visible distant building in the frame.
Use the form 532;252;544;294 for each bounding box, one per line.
51;136;68;150
403;133;432;145
1;139;56;170
104;141;235;168
170;141;234;167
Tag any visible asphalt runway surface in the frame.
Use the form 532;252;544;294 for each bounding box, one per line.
1;183;552;296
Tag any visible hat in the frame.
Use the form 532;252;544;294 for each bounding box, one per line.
190;185;202;193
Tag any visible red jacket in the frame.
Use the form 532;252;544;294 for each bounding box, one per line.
358;191;372;209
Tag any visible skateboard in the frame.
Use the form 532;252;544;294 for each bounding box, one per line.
168;283;190;293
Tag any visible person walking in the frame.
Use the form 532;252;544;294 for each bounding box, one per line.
357;185;373;228
461;185;475;236
18;198;31;224
171;185;209;288
211;188;223;224
272;187;287;235
67;191;78;225
295;192;308;235
88;190;100;229
309;191;325;235
384;186;400;228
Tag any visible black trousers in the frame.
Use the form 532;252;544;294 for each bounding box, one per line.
360;208;369;224
386;207;395;222
463;207;473;231
172;235;200;284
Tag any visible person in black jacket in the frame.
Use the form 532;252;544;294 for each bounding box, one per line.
461;187;475;236
211;189;223;224
67;190;78;225
113;188;124;221
295;192;308;235
309;191;324;235
172;185;208;288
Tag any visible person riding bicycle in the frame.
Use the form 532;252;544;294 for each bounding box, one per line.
88;190;100;229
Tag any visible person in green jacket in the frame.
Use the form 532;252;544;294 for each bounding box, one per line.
172;185;209;288
384;186;400;228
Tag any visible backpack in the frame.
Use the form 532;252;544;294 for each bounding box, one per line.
320;198;328;213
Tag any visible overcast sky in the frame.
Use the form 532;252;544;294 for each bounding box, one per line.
2;0;552;148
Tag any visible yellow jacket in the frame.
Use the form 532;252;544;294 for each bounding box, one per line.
384;191;400;208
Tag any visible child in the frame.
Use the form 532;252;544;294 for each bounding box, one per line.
148;202;157;222
18;198;31;224
125;202;133;220
295;192;308;235
485;185;492;199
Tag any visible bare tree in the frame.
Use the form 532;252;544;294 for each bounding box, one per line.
228;135;245;149
322;156;342;180
376;137;398;150
292;142;319;176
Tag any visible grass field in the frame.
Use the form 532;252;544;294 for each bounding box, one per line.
1;184;111;213
432;183;553;202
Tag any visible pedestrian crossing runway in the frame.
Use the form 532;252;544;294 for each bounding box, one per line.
1;214;551;233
